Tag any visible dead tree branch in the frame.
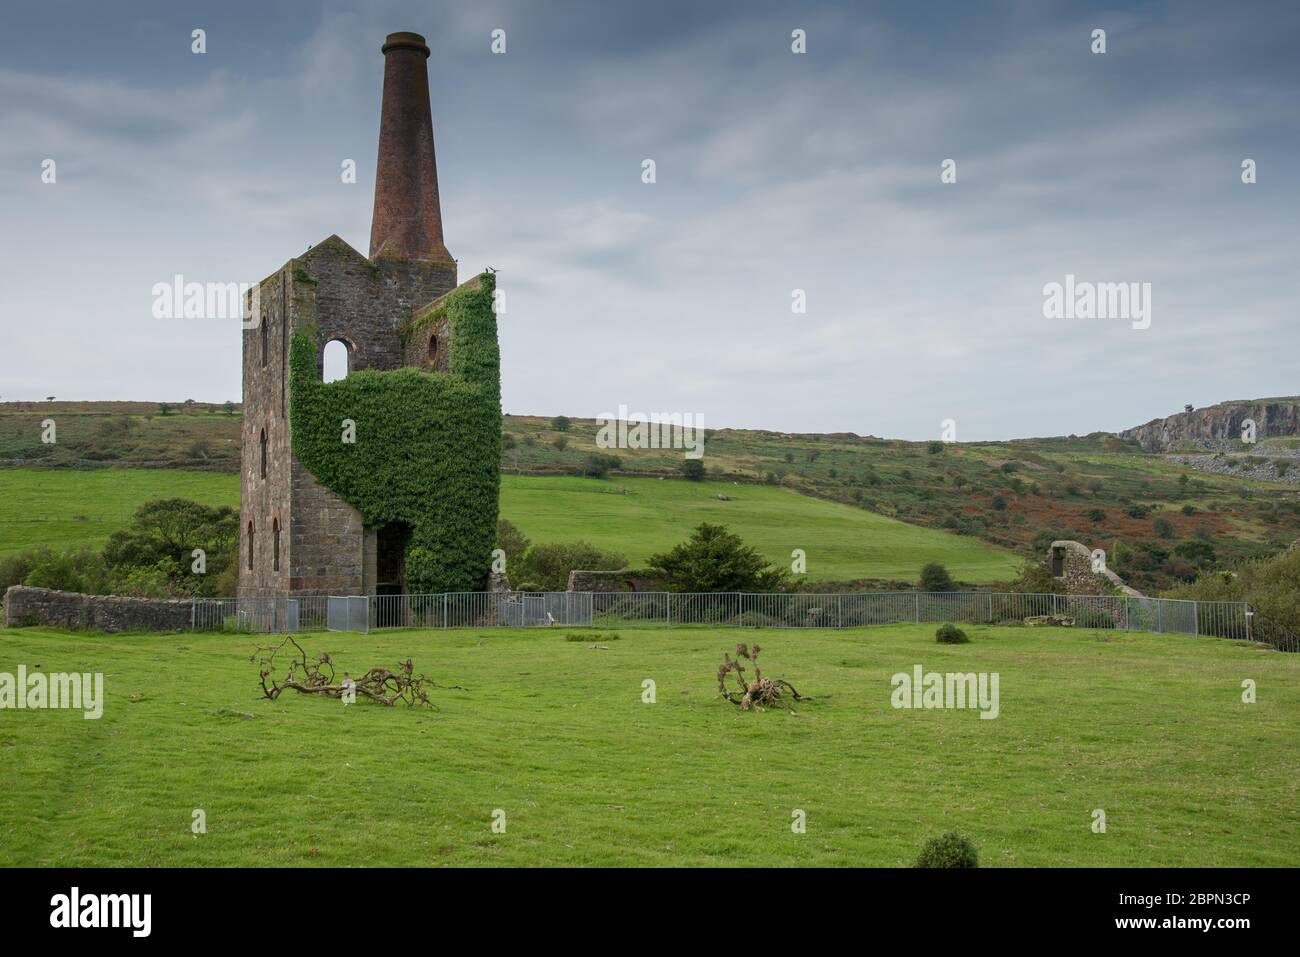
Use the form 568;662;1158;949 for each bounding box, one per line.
249;636;456;707
715;642;815;712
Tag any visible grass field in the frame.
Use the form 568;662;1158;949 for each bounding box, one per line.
500;474;1020;582
1;623;1295;867
0;468;1020;583
0;469;240;558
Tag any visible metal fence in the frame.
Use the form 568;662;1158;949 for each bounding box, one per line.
187;591;1289;649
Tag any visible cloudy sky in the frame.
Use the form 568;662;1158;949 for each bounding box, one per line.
1;0;1296;440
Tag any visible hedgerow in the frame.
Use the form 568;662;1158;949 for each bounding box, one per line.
289;273;501;593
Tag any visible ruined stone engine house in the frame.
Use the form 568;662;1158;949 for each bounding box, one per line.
239;31;500;599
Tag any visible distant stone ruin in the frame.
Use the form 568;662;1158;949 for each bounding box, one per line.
1047;540;1142;597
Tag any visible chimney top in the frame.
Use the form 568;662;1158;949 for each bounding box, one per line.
381;32;429;57
369;30;451;263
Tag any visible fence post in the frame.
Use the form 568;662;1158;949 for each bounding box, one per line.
987;593;992;623
1157;599;1163;633
837;595;843;629
666;592;672;625
1193;600;1199;636
915;592;920;623
442;593;447;630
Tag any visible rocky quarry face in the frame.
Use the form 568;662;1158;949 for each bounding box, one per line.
1120;397;1300;452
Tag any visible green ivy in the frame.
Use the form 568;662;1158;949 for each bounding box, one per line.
289;273;500;593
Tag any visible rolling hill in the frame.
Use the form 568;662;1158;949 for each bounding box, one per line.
4;400;1299;590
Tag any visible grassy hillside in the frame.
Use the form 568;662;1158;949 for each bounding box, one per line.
1;623;1295;866
500;475;1019;582
502;415;1300;590
0;468;239;558
0;468;1018;583
6;401;1299;590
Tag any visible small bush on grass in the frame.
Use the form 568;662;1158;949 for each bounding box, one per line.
915;831;979;868
935;623;969;644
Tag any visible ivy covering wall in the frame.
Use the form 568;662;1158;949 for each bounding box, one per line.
289;273;500;593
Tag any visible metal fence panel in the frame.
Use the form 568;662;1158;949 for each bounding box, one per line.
182;591;1284;649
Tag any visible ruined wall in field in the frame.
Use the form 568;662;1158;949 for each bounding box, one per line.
2;586;192;632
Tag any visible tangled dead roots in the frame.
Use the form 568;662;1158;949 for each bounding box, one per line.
716;642;813;712
251;636;461;707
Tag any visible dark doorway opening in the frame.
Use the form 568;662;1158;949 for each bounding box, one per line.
376;522;411;627
1050;547;1065;577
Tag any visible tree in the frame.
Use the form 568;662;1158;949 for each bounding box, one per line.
553;435;568;451
583;453;621;477
1086;508;1106;524
680;459;705;481
550;415;571;432
224;400;236;416
647;523;788;592
496;519;531;573
918;562;954;592
519;541;625;592
102;498;238;596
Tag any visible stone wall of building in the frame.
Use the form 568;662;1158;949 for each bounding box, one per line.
238;235;458;599
2;586;192;632
566;569;666;592
1047;540;1143;597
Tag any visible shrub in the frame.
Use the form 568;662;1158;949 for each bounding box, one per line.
647;523;788;593
1153;516;1175;538
497;519;531;572
935;623;969;644
583;453;621;478
915;831;979;868
918;562;955;592
680;459;705;481
990;495;1007;511
519;541;625;592
22;546;116;595
550;415;571;432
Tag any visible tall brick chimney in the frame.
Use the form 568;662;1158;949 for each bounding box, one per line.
369;31;452;263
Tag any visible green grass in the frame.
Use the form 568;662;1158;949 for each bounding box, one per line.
0;468;1019;583
1;623;1295;866
0;469;240;558
501;474;1019;582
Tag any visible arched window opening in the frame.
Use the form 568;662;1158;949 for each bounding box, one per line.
323;339;350;383
246;521;255;571
427;334;439;367
260;313;268;367
272;518;281;572
259;427;268;479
